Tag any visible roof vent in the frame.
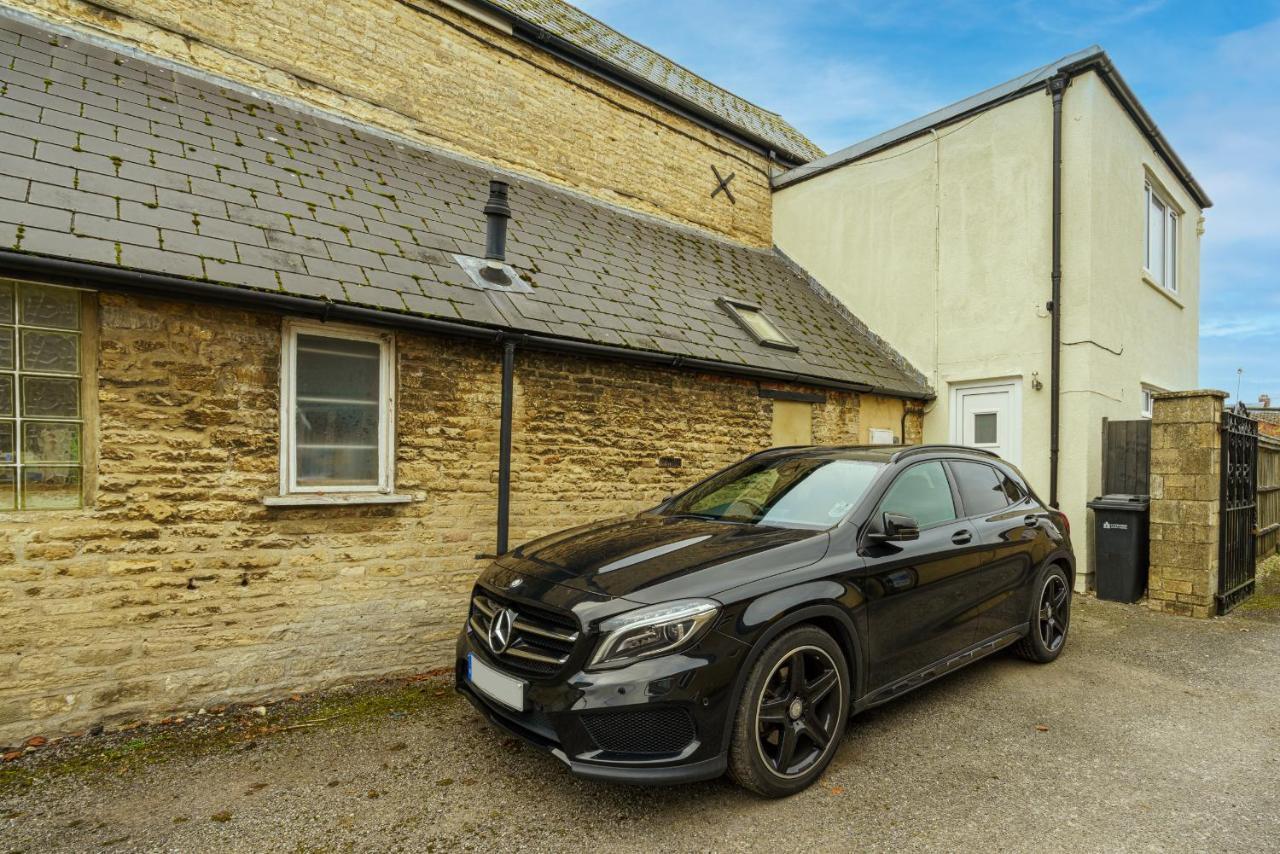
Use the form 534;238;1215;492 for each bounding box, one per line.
483;181;511;264
455;179;531;293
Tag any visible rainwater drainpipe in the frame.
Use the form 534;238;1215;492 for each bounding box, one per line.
1047;74;1068;509
484;179;516;554
497;337;515;555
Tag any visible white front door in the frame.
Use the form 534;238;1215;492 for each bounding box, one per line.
951;381;1021;464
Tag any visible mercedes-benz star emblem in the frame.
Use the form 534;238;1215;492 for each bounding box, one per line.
488;607;516;654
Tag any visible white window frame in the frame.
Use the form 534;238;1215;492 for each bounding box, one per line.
1140;385;1163;420
279;319;396;496
1144;180;1179;293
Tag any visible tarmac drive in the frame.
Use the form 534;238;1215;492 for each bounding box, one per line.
3;584;1279;853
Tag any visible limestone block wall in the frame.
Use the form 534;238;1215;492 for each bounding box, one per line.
1147;390;1226;618
0;291;920;741
6;0;778;246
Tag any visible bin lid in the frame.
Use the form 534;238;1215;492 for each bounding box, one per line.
1087;493;1150;511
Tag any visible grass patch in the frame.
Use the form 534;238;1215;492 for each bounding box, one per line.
1237;554;1280;616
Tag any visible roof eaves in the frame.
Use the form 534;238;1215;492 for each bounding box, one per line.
774;46;1211;209
1059;51;1212;209
774;46;1104;189
0;248;936;400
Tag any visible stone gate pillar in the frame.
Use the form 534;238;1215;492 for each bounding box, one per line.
1147;390;1227;618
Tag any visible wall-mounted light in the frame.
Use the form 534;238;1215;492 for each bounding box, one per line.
1032;372;1044;391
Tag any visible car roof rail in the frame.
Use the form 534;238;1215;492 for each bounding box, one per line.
890;444;1000;463
744;444;814;459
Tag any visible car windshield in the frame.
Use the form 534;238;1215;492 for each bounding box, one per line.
664;457;885;529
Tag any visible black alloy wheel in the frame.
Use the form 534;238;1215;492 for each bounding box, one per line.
756;646;842;777
729;626;849;797
1038;574;1069;653
1013;564;1071;663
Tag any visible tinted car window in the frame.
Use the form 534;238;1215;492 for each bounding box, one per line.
878;461;956;528
950;461;1010;517
674;457;885;529
998;470;1027;504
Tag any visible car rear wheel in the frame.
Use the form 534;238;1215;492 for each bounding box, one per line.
1013;564;1071;663
728;625;849;798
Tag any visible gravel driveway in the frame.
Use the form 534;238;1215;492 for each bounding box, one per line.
4;588;1280;853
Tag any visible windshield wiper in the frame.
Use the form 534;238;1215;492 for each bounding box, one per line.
665;512;732;522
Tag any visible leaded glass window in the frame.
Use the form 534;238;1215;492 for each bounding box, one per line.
0;280;84;510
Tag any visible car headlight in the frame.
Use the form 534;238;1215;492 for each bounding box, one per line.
587;599;720;670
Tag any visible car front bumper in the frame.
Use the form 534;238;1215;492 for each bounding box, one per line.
454;624;749;785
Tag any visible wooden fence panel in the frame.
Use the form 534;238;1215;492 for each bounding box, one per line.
1258;436;1280;560
1101;419;1152;495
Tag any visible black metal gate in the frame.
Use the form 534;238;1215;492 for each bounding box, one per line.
1219;403;1259;613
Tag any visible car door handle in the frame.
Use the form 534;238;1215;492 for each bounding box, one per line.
951;530;972;545
1023;515;1038;528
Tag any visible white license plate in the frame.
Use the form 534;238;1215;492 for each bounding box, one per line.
468;653;525;711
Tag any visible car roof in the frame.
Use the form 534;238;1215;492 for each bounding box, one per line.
752;444;1002;465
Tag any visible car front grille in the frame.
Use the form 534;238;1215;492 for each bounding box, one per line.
580;707;697;756
469;591;580;677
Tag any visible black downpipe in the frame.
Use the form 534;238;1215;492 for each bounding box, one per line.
1047;74;1068;509
496;338;516;555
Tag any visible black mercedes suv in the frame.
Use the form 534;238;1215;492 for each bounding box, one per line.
456;445;1074;797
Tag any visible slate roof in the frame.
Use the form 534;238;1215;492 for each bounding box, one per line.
485;0;823;164
0;13;928;398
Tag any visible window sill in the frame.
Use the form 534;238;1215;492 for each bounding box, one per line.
261;493;417;507
1142;275;1184;308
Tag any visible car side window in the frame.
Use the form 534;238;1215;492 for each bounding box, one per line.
998;470;1027;504
878;461;957;528
950;461;1010;518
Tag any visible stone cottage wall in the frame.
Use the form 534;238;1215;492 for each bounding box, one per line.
9;0;779;246
0;291;921;741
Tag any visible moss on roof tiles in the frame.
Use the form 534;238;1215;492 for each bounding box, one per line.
0;12;926;397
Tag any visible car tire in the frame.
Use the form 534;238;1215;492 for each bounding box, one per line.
727;625;849;798
1012;564;1072;663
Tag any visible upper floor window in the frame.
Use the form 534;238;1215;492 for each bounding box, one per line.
279;320;395;496
1;280;85;510
1144;181;1178;293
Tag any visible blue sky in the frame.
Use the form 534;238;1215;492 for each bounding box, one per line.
577;0;1280;404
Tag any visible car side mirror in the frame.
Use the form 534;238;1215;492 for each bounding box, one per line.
869;512;920;543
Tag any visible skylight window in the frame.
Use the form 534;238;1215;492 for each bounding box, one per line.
719;298;797;351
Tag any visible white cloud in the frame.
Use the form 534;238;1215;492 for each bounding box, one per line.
1173;22;1280;248
1008;0;1165;36
1200;316;1280;339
